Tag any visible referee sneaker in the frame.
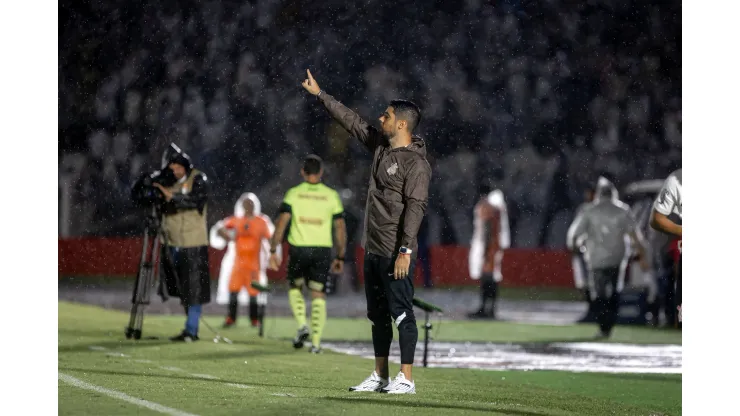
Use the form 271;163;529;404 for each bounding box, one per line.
268;155;346;353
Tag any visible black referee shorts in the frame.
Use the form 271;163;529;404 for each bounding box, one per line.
287;246;332;293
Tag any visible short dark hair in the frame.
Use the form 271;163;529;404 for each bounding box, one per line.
390;100;421;132
303;154;323;175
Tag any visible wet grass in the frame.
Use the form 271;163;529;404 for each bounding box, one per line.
58;301;681;415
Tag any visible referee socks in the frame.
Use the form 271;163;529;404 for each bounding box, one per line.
311;298;326;348
288;288;307;329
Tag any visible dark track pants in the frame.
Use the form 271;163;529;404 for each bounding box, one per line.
590;267;622;336
364;252;418;365
676;255;682;307
676;254;682;324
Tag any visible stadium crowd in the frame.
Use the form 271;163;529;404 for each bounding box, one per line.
59;0;681;249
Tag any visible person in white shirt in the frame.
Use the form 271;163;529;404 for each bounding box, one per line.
650;169;682;322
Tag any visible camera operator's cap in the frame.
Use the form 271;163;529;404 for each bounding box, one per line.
162;143;193;173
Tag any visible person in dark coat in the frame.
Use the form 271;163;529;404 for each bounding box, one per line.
151;143;211;342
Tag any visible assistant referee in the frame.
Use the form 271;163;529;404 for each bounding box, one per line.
268;155;346;353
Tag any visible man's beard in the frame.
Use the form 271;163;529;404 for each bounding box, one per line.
381;128;395;142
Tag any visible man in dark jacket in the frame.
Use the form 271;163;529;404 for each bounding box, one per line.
302;69;431;394
151;144;211;342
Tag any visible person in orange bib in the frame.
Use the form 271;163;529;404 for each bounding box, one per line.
215;197;272;327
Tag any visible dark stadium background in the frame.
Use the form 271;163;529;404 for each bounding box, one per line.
58;0;681;302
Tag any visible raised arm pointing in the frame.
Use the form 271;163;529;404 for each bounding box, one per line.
301;69;383;151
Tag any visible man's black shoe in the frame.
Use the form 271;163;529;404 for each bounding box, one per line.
467;309;495;320
170;331;199;342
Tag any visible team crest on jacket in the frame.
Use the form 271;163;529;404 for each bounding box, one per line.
387;162;398;176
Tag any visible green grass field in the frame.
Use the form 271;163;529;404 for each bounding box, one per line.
59;301;681;415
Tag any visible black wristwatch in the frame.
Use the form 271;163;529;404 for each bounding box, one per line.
335;256;344;262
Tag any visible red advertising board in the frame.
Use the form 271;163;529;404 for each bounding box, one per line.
58;238;574;287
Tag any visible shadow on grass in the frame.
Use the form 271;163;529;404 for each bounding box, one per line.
520;337;602;345
58;328;140;338
183;348;293;360
599;373;682;383
318;337;603;348
317;337;601;345
58;334;265;353
58;339;175;353
320;396;555;416
58;327;203;340
57;367;322;390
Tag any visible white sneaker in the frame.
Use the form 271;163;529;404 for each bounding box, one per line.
348;371;389;392
380;372;416;394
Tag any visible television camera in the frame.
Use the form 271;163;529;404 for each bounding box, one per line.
125;150;183;340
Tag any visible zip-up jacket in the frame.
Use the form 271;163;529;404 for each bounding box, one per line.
317;92;432;257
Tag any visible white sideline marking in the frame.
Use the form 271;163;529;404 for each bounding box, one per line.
86;345;227;390
59;373;199;416
226;383;253;389
190;373;220;380
271;393;296;397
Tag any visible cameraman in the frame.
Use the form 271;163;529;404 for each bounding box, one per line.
147;144;211;342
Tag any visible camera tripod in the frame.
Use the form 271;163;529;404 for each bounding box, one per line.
125;206;169;340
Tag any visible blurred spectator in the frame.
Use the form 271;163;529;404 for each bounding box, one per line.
59;0;681;250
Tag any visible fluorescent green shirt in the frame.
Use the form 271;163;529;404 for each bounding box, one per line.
280;182;344;247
